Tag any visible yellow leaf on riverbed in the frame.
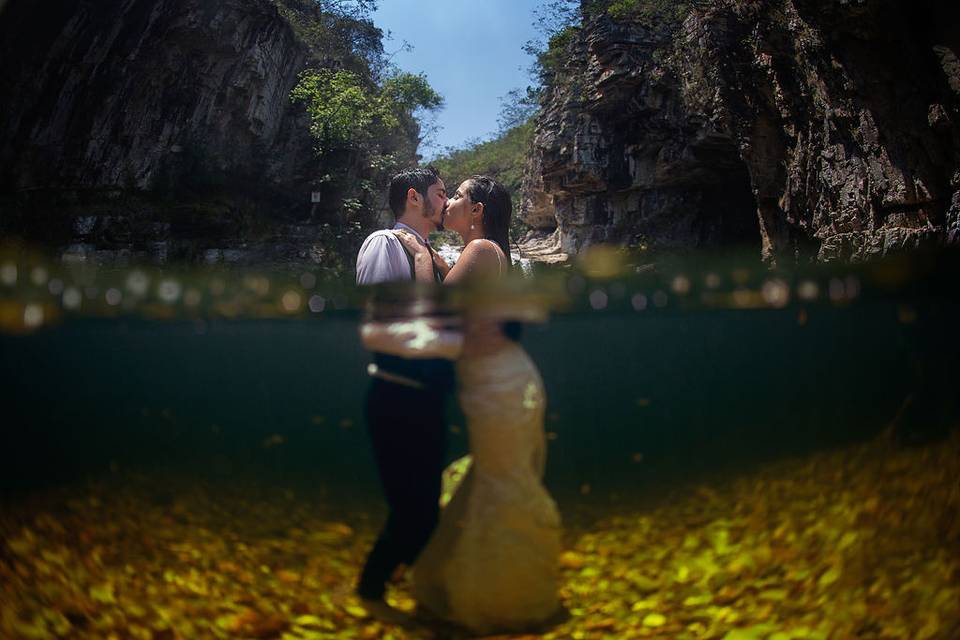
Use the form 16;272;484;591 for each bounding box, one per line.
642;613;666;627
818;566;840;588
89;583;116;604
559;550;585;569
631;599;657;611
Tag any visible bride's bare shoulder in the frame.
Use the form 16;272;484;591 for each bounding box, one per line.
445;239;500;283
462;239;501;266
463;238;500;254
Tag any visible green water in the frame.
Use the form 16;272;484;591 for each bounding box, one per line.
1;250;956;501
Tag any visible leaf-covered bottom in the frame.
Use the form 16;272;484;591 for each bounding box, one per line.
2;431;958;639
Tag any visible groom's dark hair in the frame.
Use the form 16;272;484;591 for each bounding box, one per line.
388;166;442;218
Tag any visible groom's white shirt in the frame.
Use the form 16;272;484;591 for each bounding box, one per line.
356;222;428;285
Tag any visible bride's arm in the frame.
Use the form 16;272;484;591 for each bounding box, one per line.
360;317;463;359
431;249;451;280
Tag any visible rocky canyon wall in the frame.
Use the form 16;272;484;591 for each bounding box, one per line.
0;0;313;196
0;0;396;265
523;0;960;262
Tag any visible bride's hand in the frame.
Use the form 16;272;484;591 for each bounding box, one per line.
431;250;451;278
393;229;436;282
360;317;463;360
393;229;427;256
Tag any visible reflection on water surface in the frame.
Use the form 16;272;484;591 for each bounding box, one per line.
0;244;951;332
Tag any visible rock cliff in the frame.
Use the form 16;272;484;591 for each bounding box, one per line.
0;0;314;194
523;0;960;262
0;0;406;266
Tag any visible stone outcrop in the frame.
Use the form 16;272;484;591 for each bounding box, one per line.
0;0;314;196
0;0;404;265
523;0;960;262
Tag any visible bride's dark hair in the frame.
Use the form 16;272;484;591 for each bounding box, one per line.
466;175;523;341
466;175;512;270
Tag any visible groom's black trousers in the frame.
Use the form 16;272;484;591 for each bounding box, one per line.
357;372;449;600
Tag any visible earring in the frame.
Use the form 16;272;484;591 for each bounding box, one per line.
470;224;475;230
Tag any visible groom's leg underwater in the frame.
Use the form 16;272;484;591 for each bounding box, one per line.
357;378;448;601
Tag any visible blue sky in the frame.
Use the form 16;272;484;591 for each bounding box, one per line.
372;0;543;159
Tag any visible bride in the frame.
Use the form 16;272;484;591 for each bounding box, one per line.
394;175;563;635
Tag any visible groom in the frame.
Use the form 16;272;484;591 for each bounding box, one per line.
355;167;453;614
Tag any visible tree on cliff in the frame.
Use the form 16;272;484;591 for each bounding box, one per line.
291;68;441;158
274;0;444;257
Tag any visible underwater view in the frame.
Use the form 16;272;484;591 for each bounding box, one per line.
1;247;958;639
3;0;960;637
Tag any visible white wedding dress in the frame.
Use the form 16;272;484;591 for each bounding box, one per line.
412;340;563;635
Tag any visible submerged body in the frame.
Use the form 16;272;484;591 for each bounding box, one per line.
412;322;563;634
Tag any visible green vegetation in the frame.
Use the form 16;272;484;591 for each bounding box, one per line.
603;0;704;28
526;0;704;83
536;26;579;80
289;67;442;258
523;0;581;83
264;0;447;259
279;0;443;174
431;120;536;242
291;69;441;156
270;0;383;71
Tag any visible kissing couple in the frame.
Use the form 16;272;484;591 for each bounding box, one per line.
354;167;563;635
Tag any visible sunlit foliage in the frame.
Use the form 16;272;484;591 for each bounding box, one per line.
264;0;446;255
291;69;441;156
604;0;706;27
271;0;384;71
523;0;582;82
381;72;444;114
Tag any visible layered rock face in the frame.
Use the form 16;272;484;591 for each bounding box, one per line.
0;0;360;264
0;0;313;195
523;0;960;262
